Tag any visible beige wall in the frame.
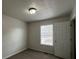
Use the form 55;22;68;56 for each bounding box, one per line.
2;14;71;59
70;5;76;20
2;15;27;59
28;17;70;55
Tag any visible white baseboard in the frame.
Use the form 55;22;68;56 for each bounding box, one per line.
3;48;27;59
29;48;53;54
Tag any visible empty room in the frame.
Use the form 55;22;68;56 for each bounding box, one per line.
2;0;76;59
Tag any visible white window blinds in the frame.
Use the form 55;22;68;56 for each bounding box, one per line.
40;24;53;46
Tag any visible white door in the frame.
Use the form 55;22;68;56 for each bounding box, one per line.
54;21;71;59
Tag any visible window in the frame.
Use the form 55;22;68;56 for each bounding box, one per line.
40;24;53;46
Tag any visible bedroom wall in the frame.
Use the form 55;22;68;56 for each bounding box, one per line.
28;17;70;55
2;15;27;59
70;5;76;20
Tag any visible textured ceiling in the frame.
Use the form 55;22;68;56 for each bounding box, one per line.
2;0;75;22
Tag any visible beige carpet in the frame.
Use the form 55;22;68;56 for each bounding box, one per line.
7;49;62;59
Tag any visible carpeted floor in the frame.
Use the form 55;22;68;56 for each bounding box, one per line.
7;49;62;59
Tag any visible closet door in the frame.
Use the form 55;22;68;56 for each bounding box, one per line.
54;21;71;59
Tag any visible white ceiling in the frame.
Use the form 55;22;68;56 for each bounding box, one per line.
2;0;75;22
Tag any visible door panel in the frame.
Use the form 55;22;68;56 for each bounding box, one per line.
71;19;76;59
54;21;71;59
